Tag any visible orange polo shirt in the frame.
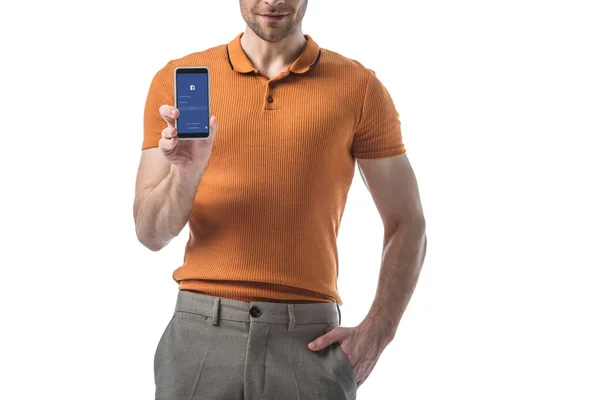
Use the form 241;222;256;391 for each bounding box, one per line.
142;32;406;305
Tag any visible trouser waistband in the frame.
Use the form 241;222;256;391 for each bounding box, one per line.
173;290;342;331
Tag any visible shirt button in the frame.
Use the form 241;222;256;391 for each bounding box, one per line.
249;306;262;317
267;96;274;103
269;82;275;88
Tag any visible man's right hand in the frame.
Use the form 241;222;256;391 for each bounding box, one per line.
158;105;218;172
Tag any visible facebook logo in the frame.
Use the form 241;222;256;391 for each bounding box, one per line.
190;84;195;90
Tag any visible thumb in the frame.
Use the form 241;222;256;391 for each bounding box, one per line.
308;327;341;351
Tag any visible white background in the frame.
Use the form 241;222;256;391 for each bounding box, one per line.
1;0;599;399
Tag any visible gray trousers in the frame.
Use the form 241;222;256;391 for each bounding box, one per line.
154;290;357;400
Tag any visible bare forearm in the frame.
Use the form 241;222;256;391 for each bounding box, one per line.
362;220;427;342
135;165;203;251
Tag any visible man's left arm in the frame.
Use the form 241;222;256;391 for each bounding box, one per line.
356;152;427;343
307;70;426;387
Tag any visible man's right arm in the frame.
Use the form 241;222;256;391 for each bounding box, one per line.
133;147;204;251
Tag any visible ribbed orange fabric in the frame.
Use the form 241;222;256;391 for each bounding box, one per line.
142;32;406;305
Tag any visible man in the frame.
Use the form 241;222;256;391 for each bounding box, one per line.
134;0;427;398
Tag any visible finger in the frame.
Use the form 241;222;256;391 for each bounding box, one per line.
159;135;178;153
308;329;340;351
159;128;178;152
159;105;179;127
161;126;177;140
209;115;218;134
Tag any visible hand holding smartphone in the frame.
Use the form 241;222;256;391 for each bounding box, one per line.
157;66;217;172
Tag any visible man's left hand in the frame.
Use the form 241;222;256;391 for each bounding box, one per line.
307;321;393;388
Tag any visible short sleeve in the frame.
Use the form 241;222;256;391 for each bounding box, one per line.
142;61;175;150
351;70;406;159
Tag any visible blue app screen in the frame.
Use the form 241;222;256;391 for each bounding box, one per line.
176;71;209;135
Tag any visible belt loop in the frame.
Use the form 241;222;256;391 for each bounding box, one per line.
287;304;296;331
212;297;220;326
336;302;341;326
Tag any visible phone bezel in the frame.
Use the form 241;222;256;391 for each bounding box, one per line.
174;66;211;140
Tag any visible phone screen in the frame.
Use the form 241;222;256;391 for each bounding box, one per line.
175;67;210;139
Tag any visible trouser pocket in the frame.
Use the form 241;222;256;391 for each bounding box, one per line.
154;312;176;382
328;323;358;390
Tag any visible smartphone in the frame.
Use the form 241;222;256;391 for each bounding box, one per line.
174;66;211;140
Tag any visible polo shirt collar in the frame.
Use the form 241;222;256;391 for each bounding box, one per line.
226;32;321;74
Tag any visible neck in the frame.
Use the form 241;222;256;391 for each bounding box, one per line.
240;28;307;72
